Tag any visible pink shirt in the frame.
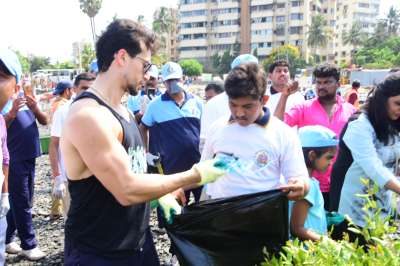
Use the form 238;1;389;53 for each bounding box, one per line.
284;96;356;192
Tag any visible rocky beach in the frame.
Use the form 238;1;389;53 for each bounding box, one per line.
5;155;172;266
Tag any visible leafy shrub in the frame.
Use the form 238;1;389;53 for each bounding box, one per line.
263;178;400;265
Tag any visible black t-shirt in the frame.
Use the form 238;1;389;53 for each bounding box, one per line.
65;92;150;258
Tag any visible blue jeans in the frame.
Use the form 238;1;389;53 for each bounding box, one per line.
6;159;37;250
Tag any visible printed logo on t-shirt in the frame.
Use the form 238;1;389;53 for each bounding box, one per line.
255;150;269;167
189;106;201;118
128;146;147;174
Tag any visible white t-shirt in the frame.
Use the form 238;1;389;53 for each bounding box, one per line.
200;92;230;150
265;87;304;114
50;100;72;180
201;115;308;199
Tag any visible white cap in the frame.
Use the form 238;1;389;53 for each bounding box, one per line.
161;62;183;81
148;65;159;79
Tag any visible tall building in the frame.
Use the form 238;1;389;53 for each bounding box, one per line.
335;0;380;64
177;0;380;68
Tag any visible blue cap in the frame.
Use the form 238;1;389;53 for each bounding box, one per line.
299;125;339;148
89;59;98;73
231;54;259;69
148;65;159;79
53;81;73;95
0;49;22;83
161;62;182;81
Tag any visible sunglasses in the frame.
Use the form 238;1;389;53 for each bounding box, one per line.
135;56;152;74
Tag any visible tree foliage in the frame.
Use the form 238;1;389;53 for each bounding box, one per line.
355;36;400;69
80;43;96;71
152;7;176;61
386;6;400;35
53;61;75;69
342;22;367;47
29;55;51;72
178;59;203;77
79;0;102;45
342;22;369;64
152;7;174;34
212;50;234;77
307;15;331;49
262;45;307;78
307;15;331;63
14;51;30;74
151;54;167;67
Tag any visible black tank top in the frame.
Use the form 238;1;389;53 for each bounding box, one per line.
65;91;150;258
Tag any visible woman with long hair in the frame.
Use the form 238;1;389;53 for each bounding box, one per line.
333;72;400;242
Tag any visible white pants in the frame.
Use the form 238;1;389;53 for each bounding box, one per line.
0;216;7;266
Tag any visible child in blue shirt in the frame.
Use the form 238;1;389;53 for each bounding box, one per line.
289;125;338;241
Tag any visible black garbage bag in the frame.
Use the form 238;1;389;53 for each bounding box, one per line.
165;189;288;266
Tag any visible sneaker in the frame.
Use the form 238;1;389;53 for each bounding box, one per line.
6;242;22;254
20;247;46;261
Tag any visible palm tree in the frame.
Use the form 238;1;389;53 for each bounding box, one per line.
137;15;145;24
152;7;174;35
342;22;367;46
386;6;400;36
152;7;177;60
307;15;331;63
342;22;368;63
79;0;103;45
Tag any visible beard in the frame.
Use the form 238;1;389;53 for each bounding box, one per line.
318;92;336;102
127;84;138;96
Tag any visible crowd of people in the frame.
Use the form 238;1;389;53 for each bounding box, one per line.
0;18;399;266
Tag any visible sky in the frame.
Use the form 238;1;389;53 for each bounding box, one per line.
0;0;398;63
0;0;178;62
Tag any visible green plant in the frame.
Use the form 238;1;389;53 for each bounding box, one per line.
211;50;233;78
263;178;400;265
79;0;102;45
178;59;203;77
262;45;307;78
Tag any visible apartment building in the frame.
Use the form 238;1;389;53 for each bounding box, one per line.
335;0;380;64
177;0;380;67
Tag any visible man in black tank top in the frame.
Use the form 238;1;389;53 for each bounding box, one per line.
60;19;226;266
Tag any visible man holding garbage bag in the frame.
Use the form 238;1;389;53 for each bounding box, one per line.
60;19;225;266
201;62;309;200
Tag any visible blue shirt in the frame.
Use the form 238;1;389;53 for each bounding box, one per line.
127;89;162;115
141;91;203;174
289;178;327;236
127;94;141;114
4;104;41;162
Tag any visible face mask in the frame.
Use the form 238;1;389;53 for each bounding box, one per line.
167;80;184;94
147;88;156;96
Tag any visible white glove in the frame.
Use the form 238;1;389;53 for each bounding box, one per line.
146;153;160;167
52;175;66;199
0;193;10;218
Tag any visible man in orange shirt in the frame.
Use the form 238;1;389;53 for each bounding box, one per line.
346;80;360;108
